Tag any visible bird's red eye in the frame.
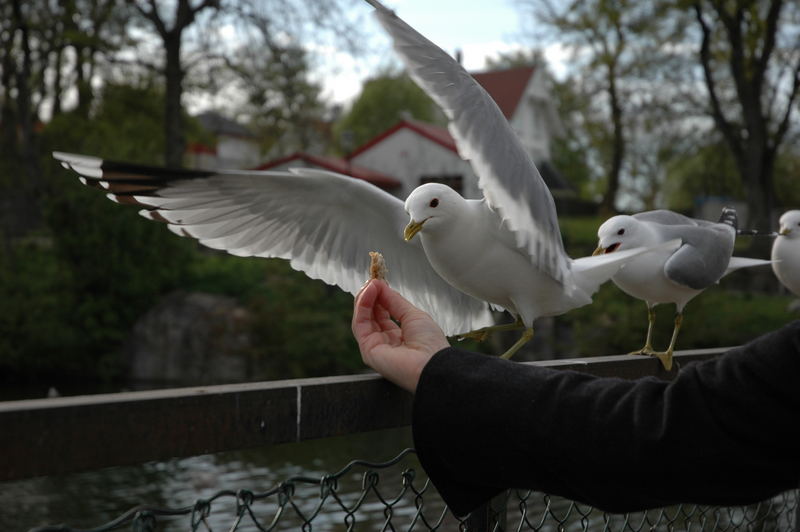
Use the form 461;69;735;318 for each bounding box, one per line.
617;228;625;235
429;198;439;208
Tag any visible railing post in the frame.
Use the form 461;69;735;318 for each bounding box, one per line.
465;491;508;531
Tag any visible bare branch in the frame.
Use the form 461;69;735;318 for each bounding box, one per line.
772;53;800;147
693;1;744;165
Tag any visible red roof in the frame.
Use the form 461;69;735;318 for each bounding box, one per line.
346;66;536;159
255;152;401;190
348;119;457;159
186;142;217;155
472;65;536;119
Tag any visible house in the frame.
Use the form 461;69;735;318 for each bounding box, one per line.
254;152;401;192
347;64;569;200
186;111;262;170
472;65;565;165
257;63;571;203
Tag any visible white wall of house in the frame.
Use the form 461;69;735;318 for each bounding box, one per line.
508;70;564;165
186;151;218;170
215;136;261;169
350;128;480;200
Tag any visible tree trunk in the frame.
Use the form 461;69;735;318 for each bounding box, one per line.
74;45;92;118
10;0;43;234
743;146;775;231
51;45;64;117
163;31;185;168
600;65;624;216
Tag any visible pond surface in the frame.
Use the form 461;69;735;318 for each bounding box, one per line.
1;426;465;531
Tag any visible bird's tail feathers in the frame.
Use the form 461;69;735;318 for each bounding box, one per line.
718;207;738;230
570;239;681;296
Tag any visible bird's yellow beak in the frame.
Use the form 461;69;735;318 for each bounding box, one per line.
779;227;791;236
593;242;620;255
404;219;425;241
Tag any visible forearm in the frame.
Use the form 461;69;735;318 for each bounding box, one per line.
412;322;800;516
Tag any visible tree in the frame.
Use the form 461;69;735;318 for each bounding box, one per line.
692;0;800;231
0;83;198;380
221;11;327;155
334;72;440;153
521;0;677;214
129;0;220;167
486;50;597;200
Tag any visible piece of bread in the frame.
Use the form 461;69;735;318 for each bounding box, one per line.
369;251;387;280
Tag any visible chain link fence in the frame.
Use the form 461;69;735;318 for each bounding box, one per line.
29;448;798;532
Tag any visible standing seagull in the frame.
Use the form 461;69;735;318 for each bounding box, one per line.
594;209;770;370
772;210;800;297
55;2;665;360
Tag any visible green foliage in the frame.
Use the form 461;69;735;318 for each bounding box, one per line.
662;140;743;211
0;84;198;381
242;260;362;379
0;239;85;379
775;146;800;209
333;72;441;153
560;280;795;357
558;215;604;257
484;49;543;70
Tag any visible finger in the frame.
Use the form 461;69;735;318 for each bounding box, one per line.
352;280;379;343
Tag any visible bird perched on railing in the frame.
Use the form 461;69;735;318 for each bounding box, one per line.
771;210;800;298
54;0;671;361
594;208;771;371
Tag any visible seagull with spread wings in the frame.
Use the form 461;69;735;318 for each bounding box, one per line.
54;0;666;359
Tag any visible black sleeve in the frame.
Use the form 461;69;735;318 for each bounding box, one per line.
412;321;800;517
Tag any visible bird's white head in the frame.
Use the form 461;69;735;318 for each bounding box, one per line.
778;210;800;239
403;183;464;241
594;215;647;255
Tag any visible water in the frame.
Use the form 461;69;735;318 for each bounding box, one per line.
0;427;461;531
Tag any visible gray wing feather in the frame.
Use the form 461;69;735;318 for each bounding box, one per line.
633;210;698;226
369;1;570;287
662;225;735;289
54;152;494;336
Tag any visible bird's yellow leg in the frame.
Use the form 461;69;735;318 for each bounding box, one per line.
457;317;525;342
653;313;683;371
499;327;534;360
629;305;657;356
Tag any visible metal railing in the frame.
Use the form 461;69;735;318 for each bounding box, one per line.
4;348;798;531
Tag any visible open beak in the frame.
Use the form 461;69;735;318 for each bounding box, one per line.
404;219;426;241
592;242;620;256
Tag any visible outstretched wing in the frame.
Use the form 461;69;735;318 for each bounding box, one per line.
53;152;493;335
366;0;570;287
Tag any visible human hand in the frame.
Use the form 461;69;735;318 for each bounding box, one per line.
352;280;450;393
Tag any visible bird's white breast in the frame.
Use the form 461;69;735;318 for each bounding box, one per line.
612;248;701;307
418;205;576;325
772;236;800;297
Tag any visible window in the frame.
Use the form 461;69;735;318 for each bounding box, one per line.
419;174;463;194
